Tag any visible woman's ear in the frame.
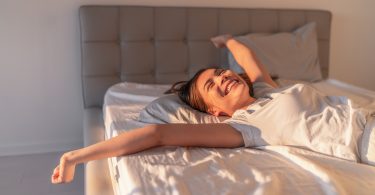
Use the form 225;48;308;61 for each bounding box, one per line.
208;107;228;117
207;108;219;116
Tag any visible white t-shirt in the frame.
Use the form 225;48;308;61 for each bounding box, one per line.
225;82;368;161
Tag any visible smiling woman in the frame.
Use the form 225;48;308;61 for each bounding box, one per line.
168;35;277;117
166;68;255;116
170;68;255;117
197;68;255;116
51;34;375;185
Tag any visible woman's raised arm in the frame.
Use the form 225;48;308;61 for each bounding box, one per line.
51;123;243;184
211;35;278;88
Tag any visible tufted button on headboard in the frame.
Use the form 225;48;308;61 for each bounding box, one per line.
79;6;331;108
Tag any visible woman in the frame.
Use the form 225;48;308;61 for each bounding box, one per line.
51;35;375;184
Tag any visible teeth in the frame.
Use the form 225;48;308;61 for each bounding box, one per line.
225;80;237;95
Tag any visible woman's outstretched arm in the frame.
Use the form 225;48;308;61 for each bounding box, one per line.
211;35;278;88
51;123;243;184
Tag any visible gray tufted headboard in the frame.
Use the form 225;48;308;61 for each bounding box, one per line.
79;6;331;108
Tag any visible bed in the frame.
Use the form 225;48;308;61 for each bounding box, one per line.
79;5;375;195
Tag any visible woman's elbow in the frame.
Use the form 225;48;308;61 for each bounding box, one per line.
153;124;183;147
120;124;164;156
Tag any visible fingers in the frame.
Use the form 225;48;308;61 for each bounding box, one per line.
59;158;66;181
51;165;61;184
210;36;224;48
51;155;74;184
211;34;233;48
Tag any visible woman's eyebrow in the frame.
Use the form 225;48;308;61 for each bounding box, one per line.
214;68;224;76
204;78;212;92
204;69;224;91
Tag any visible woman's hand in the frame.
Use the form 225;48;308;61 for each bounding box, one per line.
212;33;278;87
211;34;233;48
51;152;76;184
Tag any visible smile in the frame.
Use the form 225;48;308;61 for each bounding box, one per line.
224;79;239;95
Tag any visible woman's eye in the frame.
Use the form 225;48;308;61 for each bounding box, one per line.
209;82;214;90
219;69;226;75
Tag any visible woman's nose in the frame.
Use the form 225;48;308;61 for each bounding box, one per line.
213;75;227;96
213;75;221;85
217;75;227;85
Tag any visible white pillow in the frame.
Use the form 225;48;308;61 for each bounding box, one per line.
228;22;322;82
139;94;228;124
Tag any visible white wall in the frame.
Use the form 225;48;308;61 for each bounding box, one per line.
0;0;374;156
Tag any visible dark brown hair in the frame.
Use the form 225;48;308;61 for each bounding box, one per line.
165;68;254;113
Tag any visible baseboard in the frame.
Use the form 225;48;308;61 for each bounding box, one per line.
0;140;83;156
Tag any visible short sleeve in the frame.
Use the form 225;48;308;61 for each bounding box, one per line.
224;111;261;147
226;121;255;147
253;82;275;98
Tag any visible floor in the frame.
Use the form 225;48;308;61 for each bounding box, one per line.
0;152;84;195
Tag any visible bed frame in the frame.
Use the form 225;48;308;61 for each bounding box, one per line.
79;5;331;195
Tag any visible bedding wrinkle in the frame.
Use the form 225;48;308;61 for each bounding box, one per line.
264;146;375;195
261;147;341;195
360;113;375;165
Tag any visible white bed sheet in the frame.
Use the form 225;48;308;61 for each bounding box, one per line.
103;80;375;195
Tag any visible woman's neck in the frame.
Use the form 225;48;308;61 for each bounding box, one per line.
241;97;257;110
227;97;257;116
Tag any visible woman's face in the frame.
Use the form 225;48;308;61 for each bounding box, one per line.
196;68;254;116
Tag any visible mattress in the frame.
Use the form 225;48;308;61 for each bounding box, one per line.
103;79;375;195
